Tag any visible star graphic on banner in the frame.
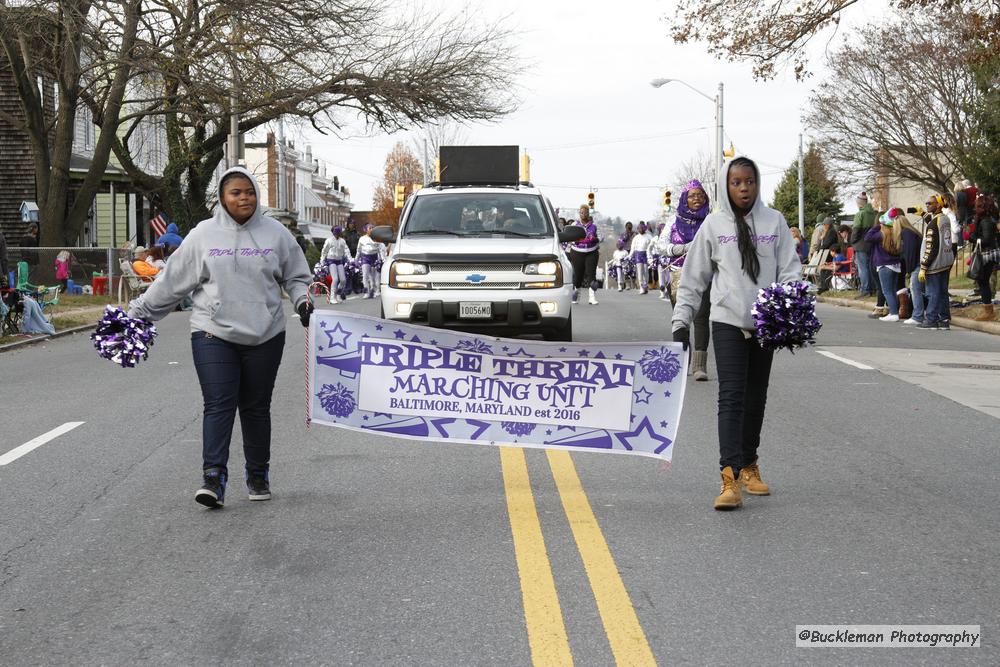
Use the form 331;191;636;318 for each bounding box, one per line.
508;347;535;358
362;415;369;421
393;329;406;339
502;346;510;352
630;413;637;422
318;345;325;351
660;420;668;428
410;335;422;343
559;347;567;352
375;324;383;331
663;390;672;398
545;429;552;436
615;416;673;454
324;322;351;350
577;349;590;357
319;320;327;328
614;353;623;360
430;340;438;345
633;387;653;404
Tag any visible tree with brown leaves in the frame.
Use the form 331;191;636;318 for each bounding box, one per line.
370;142;423;230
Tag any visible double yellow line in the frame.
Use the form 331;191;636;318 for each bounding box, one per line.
500;447;657;666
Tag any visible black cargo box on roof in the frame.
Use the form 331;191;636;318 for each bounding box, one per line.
439;145;519;186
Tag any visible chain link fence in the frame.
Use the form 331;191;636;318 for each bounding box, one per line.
6;246;131;297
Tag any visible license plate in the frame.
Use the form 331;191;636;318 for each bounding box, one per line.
459;302;492;319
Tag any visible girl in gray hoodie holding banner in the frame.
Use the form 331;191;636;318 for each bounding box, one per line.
129;167;313;508
671;157;802;511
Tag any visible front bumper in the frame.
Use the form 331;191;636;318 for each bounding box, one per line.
381;286;571;333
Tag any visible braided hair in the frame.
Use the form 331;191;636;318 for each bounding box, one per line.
728;157;761;283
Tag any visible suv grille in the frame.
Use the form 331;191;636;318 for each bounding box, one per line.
431;281;521;290
429;263;523;272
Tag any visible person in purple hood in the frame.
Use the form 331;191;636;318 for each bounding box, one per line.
658;179;712;380
569;204;601;305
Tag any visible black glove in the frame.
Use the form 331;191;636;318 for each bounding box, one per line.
673;327;690;351
297;300;314;328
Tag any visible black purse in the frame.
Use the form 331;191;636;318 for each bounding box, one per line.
967;240;983;281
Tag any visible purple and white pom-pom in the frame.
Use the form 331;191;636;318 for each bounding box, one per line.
313;261;330;282
91;305;158;367
751;281;822;352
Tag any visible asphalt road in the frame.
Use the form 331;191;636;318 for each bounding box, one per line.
0;290;996;665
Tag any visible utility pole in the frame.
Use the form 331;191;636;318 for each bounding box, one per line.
797;133;805;235
277;117;286;210
226;13;240;169
716;82;724;207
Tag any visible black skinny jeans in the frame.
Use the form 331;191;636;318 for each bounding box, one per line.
191;330;285;474
693;287;711;352
712;322;774;473
978;261;997;304
569;249;599;290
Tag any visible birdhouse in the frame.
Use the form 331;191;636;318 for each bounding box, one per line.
19;201;39;223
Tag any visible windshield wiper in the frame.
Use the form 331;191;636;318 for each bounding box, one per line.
492;229;542;237
405;229;464;236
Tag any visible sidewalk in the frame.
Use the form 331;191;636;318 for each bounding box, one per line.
817;290;1000;335
0;296;113;351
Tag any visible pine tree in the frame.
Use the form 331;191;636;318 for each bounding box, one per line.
770;144;843;236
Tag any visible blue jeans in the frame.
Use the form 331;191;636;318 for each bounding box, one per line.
877;266;900;315
924;272;950;325
910;270;926;322
191;330;285;473
854;250;873;294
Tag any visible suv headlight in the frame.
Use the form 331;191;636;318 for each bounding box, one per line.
524;261;558;275
522;261;561;288
389;261;429;289
393;261;428;276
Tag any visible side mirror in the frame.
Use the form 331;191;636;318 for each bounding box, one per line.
371;225;395;244
558;226;586;243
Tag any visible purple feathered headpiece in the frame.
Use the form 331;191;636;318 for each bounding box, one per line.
332;226;343;236
637;221;647;233
616;239;625;250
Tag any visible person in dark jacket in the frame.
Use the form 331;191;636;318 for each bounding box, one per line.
850;192;877;296
343;217;360;256
20;222;39;277
0;229;8;288
969;193;998;321
815;216;839;293
917;194;955;330
895;212;924;324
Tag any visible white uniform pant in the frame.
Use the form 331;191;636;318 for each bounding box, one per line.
361;257;379;295
329;262;347;298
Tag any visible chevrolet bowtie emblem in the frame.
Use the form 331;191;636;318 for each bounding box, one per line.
465;274;487;283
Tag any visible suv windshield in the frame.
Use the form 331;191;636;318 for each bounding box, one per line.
403;193;553;238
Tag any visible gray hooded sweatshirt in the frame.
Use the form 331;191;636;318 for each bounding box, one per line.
672;157;802;334
129;167;311;345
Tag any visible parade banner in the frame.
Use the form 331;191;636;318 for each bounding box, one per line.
307;311;688;460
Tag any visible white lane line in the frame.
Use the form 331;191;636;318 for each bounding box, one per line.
817;350;875;371
0;422;85;466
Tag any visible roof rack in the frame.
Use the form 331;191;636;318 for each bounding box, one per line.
425;181;535;191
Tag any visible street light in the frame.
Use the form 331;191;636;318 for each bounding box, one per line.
651;78;724;206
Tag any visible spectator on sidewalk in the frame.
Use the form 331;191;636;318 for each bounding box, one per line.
131;246;160;279
20;222;39;277
0;228;8;288
850;192;878;296
918;194;955;330
815;216;839;293
156;222;184;256
895;212;925;324
969;193;998;321
54;250;71;290
864;209;905;322
789;226;808;262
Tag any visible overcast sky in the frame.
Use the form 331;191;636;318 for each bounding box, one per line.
266;0;880;221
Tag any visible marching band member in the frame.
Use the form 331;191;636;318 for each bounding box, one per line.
356;224;382;299
320;226;353;302
630;221;653;294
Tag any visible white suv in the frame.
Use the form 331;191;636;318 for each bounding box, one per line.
373;185;585;341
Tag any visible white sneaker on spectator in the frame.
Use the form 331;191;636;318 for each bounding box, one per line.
902;317;919;325
879;314;900;322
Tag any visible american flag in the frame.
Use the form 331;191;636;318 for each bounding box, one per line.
150;213;168;238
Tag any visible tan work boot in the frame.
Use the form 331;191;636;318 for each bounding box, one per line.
714;466;742;510
974;304;995;322
691;350;708;381
738;457;771;496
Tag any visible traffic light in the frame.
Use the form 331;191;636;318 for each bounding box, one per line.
394;183;405;208
587;192;595;209
663;189;672;209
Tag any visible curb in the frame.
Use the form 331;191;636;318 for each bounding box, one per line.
0;323;96;354
817;295;1000;336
